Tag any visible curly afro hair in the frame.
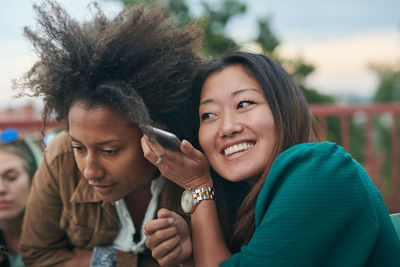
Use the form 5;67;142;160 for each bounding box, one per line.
15;0;203;142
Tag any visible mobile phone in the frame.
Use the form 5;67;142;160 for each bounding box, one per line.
143;125;181;152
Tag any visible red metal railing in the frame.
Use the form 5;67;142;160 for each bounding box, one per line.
0;120;64;132
310;104;400;213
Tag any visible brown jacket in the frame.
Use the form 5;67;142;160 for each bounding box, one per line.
20;132;185;266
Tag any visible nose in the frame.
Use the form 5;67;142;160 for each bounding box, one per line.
82;152;104;181
219;110;243;138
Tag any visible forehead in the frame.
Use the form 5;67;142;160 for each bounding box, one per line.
68;101;139;141
0;150;26;172
200;65;263;100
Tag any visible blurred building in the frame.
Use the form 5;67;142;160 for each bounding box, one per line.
0;102;41;121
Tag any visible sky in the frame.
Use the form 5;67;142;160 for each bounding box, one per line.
1;0;399;109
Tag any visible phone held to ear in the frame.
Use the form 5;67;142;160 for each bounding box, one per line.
143;125;181;152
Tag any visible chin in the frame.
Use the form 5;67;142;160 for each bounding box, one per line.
97;193;121;203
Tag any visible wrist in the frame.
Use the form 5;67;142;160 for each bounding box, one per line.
186;174;213;189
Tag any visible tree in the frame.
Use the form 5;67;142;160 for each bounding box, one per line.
371;64;400;102
370;63;400;200
109;0;334;105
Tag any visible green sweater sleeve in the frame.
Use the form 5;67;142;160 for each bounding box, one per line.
221;142;400;267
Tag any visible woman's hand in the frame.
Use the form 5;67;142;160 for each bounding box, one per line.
144;209;193;267
141;136;213;189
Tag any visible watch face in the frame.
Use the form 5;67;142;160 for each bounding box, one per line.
181;190;193;213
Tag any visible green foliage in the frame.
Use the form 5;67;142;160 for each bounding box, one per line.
199;0;246;56
372;66;400;102
370;63;400;209
256;18;280;54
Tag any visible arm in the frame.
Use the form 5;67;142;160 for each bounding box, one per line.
141;137;231;266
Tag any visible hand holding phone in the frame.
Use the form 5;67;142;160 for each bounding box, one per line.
143;125;181;152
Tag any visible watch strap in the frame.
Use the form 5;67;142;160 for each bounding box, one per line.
192;187;215;204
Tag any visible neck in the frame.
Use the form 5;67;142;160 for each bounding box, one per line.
124;180;153;231
0;213;24;254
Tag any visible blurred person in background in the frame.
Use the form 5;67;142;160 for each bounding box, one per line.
0;128;38;267
13;0;202;266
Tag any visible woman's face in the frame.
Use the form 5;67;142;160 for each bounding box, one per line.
68;101;158;202
0;150;31;221
198;65;276;183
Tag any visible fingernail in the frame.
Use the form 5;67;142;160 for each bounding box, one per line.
168;217;174;224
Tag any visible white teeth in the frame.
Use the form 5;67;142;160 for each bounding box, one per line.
224;143;254;156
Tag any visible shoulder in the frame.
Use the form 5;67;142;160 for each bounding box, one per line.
268;141;368;185
273;141;353;170
255;142;380;225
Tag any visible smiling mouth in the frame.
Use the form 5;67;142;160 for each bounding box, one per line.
224;142;254;156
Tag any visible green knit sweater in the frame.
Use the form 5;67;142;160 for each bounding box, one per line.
221;142;400;266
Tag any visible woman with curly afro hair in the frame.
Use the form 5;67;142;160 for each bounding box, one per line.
14;0;203;266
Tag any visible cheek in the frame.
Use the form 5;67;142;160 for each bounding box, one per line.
198;127;213;157
73;153;86;173
120;149;154;178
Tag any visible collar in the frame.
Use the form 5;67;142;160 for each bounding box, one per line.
112;174;165;253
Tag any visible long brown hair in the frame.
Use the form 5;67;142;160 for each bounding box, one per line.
191;50;320;252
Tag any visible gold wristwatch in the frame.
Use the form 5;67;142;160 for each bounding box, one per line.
181;187;215;214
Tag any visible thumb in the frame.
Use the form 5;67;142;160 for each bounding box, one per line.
157;208;180;221
157;208;187;230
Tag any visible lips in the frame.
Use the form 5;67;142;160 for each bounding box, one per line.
223;142;255;156
0;201;11;209
89;183;117;194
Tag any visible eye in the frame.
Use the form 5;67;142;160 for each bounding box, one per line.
102;149;119;155
71;145;86;153
200;113;215;121
5;175;18;181
237;100;254;109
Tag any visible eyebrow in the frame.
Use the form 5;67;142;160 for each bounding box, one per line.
69;135;118;146
200;88;262;106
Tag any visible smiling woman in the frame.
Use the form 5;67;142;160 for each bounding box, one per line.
142;50;400;266
13;0;203;266
198;65;276;184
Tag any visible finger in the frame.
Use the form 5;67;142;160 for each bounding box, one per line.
158;245;183;267
181;140;207;163
144;217;174;235
141;136;157;159
157;208;179;220
151;234;180;259
145;225;178;249
143;134;166;154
